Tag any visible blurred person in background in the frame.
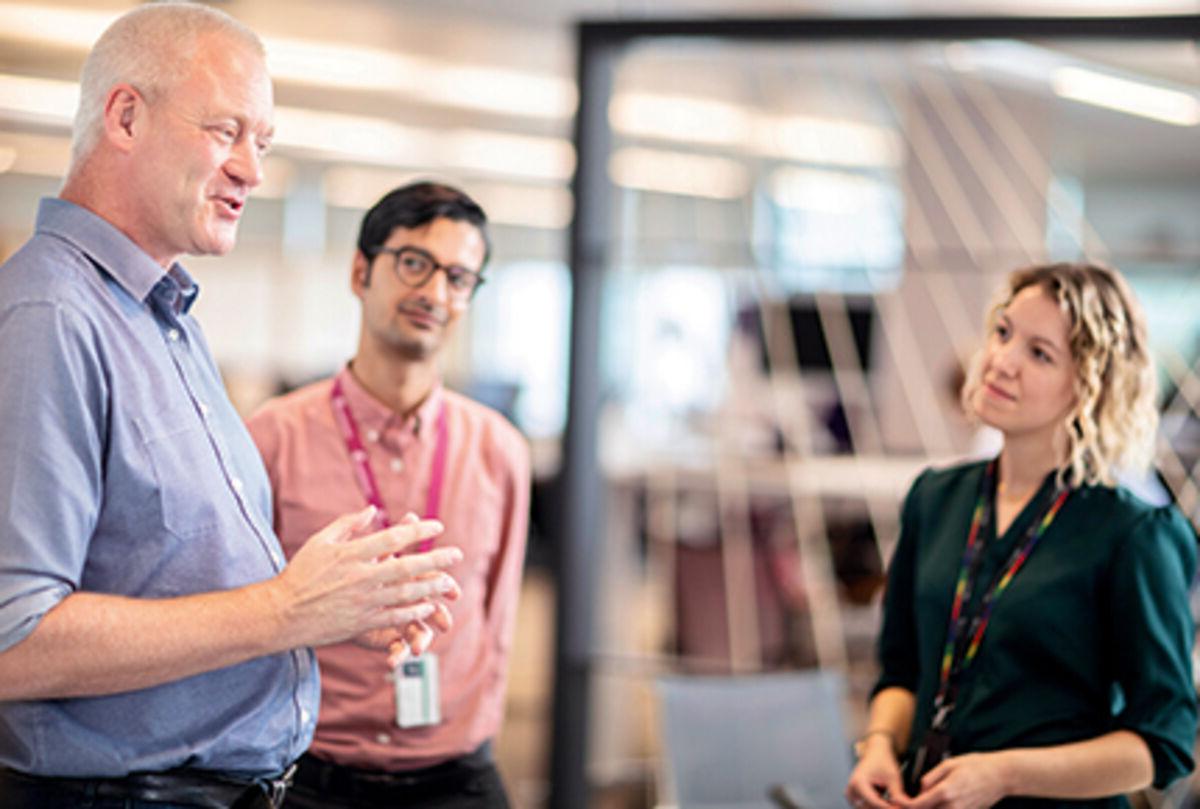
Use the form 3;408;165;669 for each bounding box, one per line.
846;262;1196;809
248;181;530;809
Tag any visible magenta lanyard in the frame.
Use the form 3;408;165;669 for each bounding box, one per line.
330;377;448;551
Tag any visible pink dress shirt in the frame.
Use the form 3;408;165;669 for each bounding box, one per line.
246;367;530;771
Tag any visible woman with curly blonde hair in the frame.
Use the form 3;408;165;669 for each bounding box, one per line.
846;263;1197;809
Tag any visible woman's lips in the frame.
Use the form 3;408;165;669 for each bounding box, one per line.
984;382;1016;402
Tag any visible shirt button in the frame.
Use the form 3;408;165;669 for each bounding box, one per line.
390;458;404;473
366;429;380;443
165;328;180;342
375;733;390;745
300;708;311;725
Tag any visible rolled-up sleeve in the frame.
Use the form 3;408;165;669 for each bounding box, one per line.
0;301;106;652
1108;505;1198;789
874;469;928;696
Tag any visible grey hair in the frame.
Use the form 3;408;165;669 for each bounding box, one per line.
69;2;264;169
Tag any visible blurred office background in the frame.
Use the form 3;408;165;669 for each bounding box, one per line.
1;1;1198;807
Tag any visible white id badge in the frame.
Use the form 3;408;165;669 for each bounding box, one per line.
394;653;441;728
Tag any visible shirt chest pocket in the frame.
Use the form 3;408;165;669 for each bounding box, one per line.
134;408;228;540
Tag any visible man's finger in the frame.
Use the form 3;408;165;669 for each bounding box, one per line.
373;572;459;606
354;520;445;560
314;505;378;545
384;547;463;580
429;602;454;632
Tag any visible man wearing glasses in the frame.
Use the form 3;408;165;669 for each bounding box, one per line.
248;182;530;809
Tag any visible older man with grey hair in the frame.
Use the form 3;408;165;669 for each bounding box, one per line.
0;4;463;808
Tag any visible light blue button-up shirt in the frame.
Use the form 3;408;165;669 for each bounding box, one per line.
0;198;319;778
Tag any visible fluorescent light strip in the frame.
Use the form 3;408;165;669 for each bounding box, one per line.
0;76;573;183
0;74;78;127
1052;66;1200;127
264;36;426;95
608;147;748;199
757;112;902;167
0;3;116;49
324;166;572;229
265;37;576;120
423;65;576;120
0;5;575;121
609;91;902;168
609;92;752;147
273;107;436;164
273;107;574;181
0;132;71;177
769;166;896;215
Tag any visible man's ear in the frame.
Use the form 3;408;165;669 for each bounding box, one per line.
102;84;145;154
351;250;371;298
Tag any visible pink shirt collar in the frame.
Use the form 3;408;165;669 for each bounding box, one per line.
336;364;444;440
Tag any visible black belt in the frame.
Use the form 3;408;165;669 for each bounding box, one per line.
0;763;296;808
294;743;493;802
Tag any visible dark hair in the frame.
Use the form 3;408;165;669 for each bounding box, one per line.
357;181;490;284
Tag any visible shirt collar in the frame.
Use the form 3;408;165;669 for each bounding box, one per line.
336;364;443;439
35;197;200;311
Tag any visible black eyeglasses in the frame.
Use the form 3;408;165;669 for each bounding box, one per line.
371;245;485;300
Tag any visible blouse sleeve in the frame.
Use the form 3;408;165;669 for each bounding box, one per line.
873;469;930;696
1108;504;1198;789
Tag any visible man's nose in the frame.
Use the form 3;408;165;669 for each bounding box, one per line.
226;139;264;188
417;266;450;303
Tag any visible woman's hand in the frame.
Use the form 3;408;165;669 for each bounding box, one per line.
846;734;906;809
905;752;1011;809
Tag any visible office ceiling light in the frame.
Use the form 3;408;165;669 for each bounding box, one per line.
0;7;573;122
609;92;752;147
609;90;900;168
264;36;574;120
272;107;573;181
0;145;16;173
0;3;115;49
608;147;748;199
757;113;903;168
0;74;77;128
423;65;576;120
1052;66;1200;126
470;182;574;230
0;132;71;177
444;128;574;181
769;166;896;215
272;106;437;165
264;37;426;95
323;166;571;230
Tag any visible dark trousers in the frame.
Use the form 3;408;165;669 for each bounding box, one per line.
0;765;283;809
282;745;510;809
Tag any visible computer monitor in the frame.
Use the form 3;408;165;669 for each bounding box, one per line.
740;295;876;374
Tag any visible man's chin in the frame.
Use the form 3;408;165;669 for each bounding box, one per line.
192;222;241;257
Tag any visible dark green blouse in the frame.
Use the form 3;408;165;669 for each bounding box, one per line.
876;460;1198;807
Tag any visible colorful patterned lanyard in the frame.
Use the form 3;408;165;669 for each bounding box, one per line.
330;376;448;552
934;460;1070;710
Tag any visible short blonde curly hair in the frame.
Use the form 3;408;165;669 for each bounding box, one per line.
961;262;1158;487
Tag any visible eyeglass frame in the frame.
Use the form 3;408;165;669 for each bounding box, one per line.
367;244;486;300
